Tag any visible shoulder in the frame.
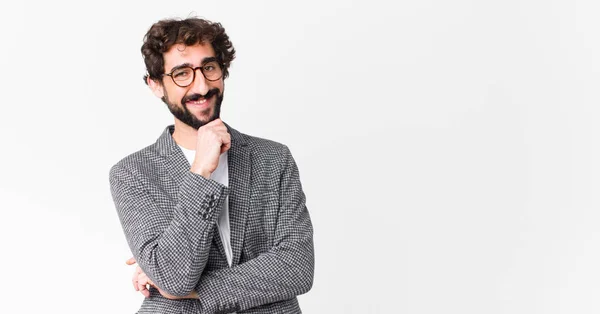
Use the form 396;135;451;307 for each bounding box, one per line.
245;133;289;154
109;142;162;182
238;131;293;164
110;126;175;180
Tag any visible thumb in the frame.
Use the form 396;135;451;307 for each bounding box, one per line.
126;257;136;265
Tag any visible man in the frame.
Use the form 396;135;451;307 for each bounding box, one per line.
109;17;314;314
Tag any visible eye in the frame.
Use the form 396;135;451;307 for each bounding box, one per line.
173;69;191;78
203;61;220;72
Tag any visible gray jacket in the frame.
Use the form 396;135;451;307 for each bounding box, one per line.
109;124;314;313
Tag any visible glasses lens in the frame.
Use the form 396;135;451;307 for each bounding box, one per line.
172;67;194;86
202;61;222;81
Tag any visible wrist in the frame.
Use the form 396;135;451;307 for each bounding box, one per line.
190;164;211;179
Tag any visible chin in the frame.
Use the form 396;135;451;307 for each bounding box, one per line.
194;110;213;121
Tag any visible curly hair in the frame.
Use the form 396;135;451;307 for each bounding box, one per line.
141;17;236;84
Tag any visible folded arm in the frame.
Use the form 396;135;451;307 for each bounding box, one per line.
110;165;229;297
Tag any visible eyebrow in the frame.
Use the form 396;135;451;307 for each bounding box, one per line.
168;57;219;73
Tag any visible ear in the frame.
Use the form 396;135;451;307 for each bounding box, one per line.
147;77;165;99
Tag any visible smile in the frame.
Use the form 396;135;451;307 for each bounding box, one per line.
187;98;207;105
185;95;213;109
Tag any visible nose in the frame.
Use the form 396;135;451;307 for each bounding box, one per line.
190;68;210;95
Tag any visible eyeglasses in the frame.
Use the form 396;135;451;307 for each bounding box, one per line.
162;60;223;87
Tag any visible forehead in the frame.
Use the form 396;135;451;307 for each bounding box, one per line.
163;42;216;70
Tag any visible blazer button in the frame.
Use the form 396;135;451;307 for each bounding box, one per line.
208;200;216;208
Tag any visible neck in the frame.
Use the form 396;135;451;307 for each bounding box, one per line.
171;118;198;150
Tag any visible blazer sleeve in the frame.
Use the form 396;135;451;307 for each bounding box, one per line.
194;146;314;313
110;164;229;297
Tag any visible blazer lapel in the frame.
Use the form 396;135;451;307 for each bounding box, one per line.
155;125;190;187
225;123;250;266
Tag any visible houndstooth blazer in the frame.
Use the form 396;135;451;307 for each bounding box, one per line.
109;124;314;314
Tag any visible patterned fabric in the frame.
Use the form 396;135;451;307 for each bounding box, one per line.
109;124;314;314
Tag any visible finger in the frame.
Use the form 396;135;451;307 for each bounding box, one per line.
222;133;231;145
220;141;231;154
197;124;225;140
132;266;143;290
137;274;150;298
132;276;138;291
139;282;150;298
126;257;136;265
220;133;231;154
141;287;150;298
136;273;152;298
212;129;229;141
137;273;149;292
206;126;227;140
211;122;228;132
201;118;222;129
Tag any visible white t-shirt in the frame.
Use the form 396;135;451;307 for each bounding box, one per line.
178;145;233;266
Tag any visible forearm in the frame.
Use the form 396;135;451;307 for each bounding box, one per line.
111;167;229;296
195;210;314;312
197;244;314;312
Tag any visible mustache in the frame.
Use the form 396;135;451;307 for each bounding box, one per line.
182;88;221;104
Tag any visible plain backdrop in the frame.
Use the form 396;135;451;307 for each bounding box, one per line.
1;0;599;313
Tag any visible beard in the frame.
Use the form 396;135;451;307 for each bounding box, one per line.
162;87;223;129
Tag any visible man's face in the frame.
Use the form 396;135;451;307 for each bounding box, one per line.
150;42;224;129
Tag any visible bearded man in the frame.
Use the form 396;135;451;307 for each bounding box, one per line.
109;17;314;314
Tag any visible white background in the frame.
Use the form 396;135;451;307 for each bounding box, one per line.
0;0;599;313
